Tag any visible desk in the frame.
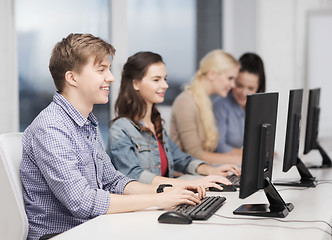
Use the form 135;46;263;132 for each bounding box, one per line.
53;145;332;240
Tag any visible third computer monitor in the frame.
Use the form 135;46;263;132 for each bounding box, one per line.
274;89;316;187
303;88;332;168
233;92;294;218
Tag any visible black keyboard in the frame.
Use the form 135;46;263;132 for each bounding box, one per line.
174;196;226;220
227;174;241;188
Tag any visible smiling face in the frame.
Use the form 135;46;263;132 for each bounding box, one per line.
210;66;239;97
74;55;114;107
232;71;259;108
132;62;168;107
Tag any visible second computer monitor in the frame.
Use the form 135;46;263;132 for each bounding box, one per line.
303;88;332;168
274;89;316;187
233;92;293;218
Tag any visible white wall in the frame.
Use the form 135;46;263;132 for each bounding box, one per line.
109;0;129;119
223;0;332;155
0;0;19;134
307;11;332;138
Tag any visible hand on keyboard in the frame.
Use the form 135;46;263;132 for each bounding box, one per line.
212;164;241;177
158;196;227;223
190;175;233;191
155;183;205;209
196;163;240;177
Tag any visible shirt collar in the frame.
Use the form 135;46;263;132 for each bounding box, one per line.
53;92;98;127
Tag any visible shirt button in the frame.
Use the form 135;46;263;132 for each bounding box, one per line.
85;121;89;125
87;136;90;139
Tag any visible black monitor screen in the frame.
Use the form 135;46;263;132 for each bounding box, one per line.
304;88;320;154
234;92;294;218
239;92;277;199
283;89;303;172
303;88;332;168
274;89;316;187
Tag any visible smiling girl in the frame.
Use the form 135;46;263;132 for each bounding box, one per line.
107;51;240;190
212;53;266;153
170;49;242;165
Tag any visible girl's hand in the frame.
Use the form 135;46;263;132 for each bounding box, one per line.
212;164;241;176
190;175;232;191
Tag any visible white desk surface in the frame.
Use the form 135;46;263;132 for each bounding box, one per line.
53;141;332;240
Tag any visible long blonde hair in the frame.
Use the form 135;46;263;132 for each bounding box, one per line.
191;49;238;151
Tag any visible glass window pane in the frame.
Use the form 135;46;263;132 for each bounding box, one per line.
127;0;197;105
16;0;110;144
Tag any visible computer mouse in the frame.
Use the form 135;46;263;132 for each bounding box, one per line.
158;211;192;224
208;183;237;192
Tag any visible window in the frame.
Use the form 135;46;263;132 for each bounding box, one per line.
126;0;222;131
127;0;197;105
16;0;110;143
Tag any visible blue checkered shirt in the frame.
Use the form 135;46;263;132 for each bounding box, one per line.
20;92;133;240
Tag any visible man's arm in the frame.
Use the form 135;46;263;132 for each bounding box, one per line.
106;181;206;214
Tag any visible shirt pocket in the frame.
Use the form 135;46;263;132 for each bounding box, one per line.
130;137;151;170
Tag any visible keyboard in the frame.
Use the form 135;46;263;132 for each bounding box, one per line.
173;196;226;220
227;174;241;188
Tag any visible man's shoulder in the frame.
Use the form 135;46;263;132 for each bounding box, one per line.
24;102;71;136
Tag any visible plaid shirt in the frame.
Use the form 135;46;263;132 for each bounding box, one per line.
20;92;133;240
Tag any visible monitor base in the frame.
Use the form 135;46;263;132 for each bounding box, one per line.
273;180;316;188
233;203;294;218
306;143;332;169
307;162;332;169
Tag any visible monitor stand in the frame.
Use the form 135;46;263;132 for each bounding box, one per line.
307;142;332;169
233;177;294;218
274;157;316;187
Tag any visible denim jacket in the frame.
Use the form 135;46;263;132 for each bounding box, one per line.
108;117;205;184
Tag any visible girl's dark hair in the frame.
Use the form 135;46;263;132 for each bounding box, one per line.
113;51;165;143
239;53;266;93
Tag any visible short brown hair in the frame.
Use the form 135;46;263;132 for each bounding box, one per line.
49;33;116;92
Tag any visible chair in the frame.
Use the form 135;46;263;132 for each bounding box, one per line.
0;133;28;240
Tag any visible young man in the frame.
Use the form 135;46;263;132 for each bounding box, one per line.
19;33;205;240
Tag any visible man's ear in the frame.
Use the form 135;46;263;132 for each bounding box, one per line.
132;79;140;91
64;71;78;87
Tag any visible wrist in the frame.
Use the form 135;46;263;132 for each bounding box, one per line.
156;184;173;193
196;164;210;175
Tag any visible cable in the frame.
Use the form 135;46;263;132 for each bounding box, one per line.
214;213;332;230
277;187;310;191
192;221;332;237
275;181;332;191
315;181;332;185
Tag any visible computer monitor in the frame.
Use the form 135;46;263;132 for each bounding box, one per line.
303;88;332;168
274;89;316;187
233;92;294;218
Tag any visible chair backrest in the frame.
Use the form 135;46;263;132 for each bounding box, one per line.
0;133;28;240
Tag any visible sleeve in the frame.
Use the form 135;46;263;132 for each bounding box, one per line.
108;122;157;184
98;137;135;194
32;124;110;219
171;93;204;158
213;98;233;153
168;136;205;175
